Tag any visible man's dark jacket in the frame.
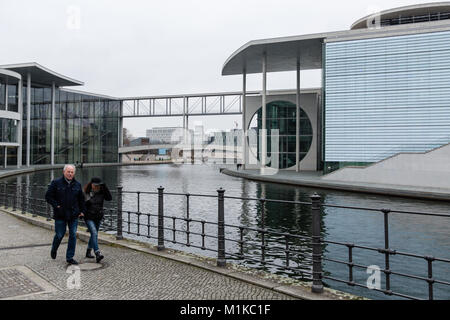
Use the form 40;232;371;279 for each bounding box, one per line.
45;177;87;221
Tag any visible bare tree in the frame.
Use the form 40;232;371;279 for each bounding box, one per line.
123;128;134;146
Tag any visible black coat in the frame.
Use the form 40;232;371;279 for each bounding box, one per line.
45;177;87;221
84;185;112;221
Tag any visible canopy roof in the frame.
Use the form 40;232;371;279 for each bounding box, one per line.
0;62;83;87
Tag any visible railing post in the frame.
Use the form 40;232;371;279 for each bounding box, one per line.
12;183;17;211
4;183;8;209
116;185;123;240
21;183;26;214
217;187;226;267
157;186;165;251
32;183;37;217
46;184;52;221
311;193;323;293
381;208;392;295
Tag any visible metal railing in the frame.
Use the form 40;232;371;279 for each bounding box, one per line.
1;181;449;300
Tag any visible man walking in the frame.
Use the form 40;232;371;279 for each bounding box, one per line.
45;164;86;265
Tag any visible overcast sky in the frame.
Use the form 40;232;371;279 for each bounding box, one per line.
0;0;431;136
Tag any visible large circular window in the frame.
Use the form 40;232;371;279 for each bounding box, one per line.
248;101;313;169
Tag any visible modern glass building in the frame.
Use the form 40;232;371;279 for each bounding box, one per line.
222;3;450;173
0;63;120;168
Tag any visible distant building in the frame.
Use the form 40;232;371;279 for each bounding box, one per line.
146;127;184;144
129;137;149;146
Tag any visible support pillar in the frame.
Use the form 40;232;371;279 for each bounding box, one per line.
50;82;55;165
3;147;7;169
26;73;31;167
242;69;247;170
17;79;23;168
296;58;301;172
261;52;267;173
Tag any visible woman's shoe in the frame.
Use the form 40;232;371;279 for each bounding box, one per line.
95;250;104;263
86;248;95;258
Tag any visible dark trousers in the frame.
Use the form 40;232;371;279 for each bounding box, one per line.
85;219;101;252
52;219;78;261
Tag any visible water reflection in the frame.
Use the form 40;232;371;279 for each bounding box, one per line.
2;164;449;300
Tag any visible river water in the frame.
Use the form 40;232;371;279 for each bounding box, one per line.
4;164;450;300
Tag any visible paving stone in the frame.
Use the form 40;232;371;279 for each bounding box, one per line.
0;211;295;300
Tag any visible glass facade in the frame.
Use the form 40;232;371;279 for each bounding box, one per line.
0;118;18;143
22;87;119;165
248;101;313;169
325;30;450;168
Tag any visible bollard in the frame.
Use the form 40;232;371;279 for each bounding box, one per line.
116;186;123;240
311;193;324;293
217;188;226;267
157;186;165;251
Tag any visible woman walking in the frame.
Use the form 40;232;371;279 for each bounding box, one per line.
83;177;112;263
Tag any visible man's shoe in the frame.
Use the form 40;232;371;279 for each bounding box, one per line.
66;259;79;265
95;251;104;263
51;249;57;260
86;248;95;258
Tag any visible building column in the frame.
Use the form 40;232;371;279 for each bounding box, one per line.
26;73;31;167
296;58;301;172
4;85;8;111
118;101;123;163
50;82;55;165
261;52;267;173
17;79;23;168
182;96;186;145
3;147;7;169
242;69;247;170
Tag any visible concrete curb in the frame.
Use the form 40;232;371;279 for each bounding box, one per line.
0;208;363;300
221;169;450;201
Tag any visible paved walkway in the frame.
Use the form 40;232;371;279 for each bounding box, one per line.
0;207;359;301
0;211;299;300
222;168;450;201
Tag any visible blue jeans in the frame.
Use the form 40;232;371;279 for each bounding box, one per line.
85;219;101;253
52;219;78;261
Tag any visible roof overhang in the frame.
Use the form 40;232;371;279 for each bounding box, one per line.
222;17;450;76
221;33;331;76
0;69;21;84
0;62;83;87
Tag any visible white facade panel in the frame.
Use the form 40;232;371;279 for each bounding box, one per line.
325;30;450;163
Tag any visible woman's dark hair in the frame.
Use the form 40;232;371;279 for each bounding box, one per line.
84;182;93;194
84;182;104;194
84;177;105;193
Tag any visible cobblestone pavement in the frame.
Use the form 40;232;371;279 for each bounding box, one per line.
0;211;295;300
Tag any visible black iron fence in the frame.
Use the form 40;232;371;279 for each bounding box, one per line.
1;181;449;300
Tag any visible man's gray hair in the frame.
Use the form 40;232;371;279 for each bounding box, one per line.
63;164;76;172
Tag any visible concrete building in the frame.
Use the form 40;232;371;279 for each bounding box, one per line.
146;127;184;144
222;2;450;173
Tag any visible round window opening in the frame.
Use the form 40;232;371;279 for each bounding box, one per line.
247;101;313;169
